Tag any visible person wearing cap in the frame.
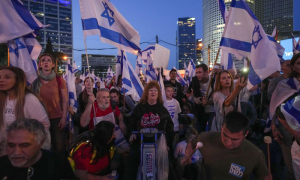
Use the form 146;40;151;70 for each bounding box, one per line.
269;54;300;179
164;69;185;106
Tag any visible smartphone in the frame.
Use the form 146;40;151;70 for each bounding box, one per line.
240;68;249;83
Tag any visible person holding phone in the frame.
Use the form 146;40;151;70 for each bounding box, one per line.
212;70;247;131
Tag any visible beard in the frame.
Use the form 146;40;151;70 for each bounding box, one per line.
98;102;110;109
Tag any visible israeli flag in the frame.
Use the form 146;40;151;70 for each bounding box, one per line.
218;0;236;72
106;66;113;81
65;59;78;132
115;49;124;84
8;37;40;84
158;70;167;102
292;33;300;54
121;51;144;101
267;27;285;59
186;59;196;84
80;0;141;55
135;56;142;76
66;59;78;113
221;51;236;71
220;0;280;89
146;52;157;82
141;45;155;63
173;67;188;86
0;0;44;43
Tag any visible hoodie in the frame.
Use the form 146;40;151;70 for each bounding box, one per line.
128;102;175;147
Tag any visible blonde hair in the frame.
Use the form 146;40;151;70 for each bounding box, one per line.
139;81;163;104
214;70;234;92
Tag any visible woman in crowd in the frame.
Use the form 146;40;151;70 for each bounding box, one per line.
72;121;118;180
212;70;247;131
0;66;51;156
124;81;175;180
106;76;116;90
31;53;68;153
78;77;97;113
270;53;300;179
109;89;135;122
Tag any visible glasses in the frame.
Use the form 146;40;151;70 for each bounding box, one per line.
27;167;34;180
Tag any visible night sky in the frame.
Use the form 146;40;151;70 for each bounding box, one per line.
72;0;204;70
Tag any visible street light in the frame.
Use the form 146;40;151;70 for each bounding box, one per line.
63;56;67;60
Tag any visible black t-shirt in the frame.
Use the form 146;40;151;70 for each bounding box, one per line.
0;149;75;180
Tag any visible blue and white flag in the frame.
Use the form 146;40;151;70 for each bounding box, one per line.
121;51;144;101
218;0;229;23
115;49;124;84
80;0;141;55
8;37;39;84
135;56;142;76
141;45;155;62
158;70;167;102
218;0;236;72
0;0;44;43
66;59;78;113
267;27;285;59
106;66;113;81
221;51;236;71
146;52;157;82
186;59;196;84
65;59;79;133
219;0;280;89
23;33;41;71
292;33;300;55
173;67;188;86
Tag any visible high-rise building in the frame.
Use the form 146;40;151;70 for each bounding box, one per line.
255;0;300;39
177;17;196;70
21;0;73;59
81;54;117;78
202;0;254;67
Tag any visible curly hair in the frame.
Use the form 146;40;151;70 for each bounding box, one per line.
291;53;300;77
139;81;163;104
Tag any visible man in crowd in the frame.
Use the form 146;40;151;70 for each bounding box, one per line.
80;88;129;151
0;119;75;180
189;64;215;132
184;111;270;180
269;60;295;180
164;69;185;106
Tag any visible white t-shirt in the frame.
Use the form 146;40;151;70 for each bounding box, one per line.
3;94;51;150
164;98;181;131
200;76;215;113
174;140;202;163
3;94;50;130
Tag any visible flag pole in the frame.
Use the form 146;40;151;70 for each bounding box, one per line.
7;46;10;66
81;8;96;126
204;48;221;99
69;115;72;142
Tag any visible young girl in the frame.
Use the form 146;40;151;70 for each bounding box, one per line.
0;66;51;156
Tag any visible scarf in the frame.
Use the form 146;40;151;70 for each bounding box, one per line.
31;69;56;95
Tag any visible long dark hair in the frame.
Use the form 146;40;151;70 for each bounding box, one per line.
0;66;45;128
82;77;94;105
291;53;300;77
109;88;123;104
82;121;115;163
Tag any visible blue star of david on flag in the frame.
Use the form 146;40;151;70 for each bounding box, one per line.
117;56;121;63
149;63;155;72
9;38;27;58
101;2;115;26
252;25;263;49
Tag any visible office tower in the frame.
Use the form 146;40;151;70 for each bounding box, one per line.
177;17;196;70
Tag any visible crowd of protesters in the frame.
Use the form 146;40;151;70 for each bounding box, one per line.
0;52;299;180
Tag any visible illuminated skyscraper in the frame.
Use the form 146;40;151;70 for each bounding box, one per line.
202;0;254;67
177;17;196;70
21;0;73;59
